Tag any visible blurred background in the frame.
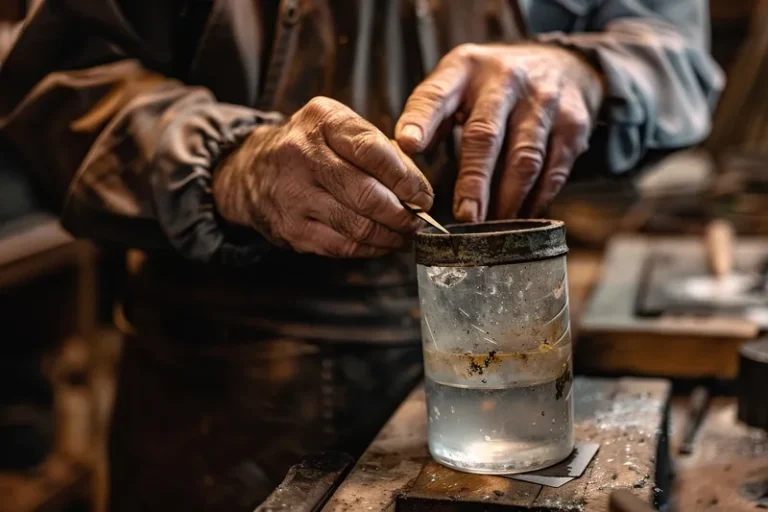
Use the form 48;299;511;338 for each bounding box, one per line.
1;0;768;511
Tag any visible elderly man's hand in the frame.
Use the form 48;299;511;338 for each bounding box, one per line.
213;97;433;258
396;43;604;221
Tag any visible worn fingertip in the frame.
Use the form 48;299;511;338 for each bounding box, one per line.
455;198;479;223
401;124;423;143
396;123;426;153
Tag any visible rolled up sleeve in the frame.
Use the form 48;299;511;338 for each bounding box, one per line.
0;2;283;266
536;0;725;172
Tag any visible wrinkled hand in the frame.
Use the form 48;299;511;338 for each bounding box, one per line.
396;43;604;221
213;97;433;258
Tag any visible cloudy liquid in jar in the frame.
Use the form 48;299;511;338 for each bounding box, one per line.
423;343;574;474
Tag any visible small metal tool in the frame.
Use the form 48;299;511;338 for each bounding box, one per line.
402;201;450;234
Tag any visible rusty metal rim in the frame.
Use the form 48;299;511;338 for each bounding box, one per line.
415;219;567;267
420;218;563;237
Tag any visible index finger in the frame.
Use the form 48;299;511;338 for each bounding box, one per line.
323;114;434;210
395;51;471;153
453;84;515;222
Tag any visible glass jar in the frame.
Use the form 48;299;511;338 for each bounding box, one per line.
415;220;574;474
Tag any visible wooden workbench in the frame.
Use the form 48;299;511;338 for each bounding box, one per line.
577;236;760;379
670;396;768;511
323;377;670;512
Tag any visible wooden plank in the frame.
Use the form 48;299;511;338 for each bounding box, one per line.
256;452;354;512
399;461;541;510
577;332;747;379
535;378;669;512
321;388;431;511
401;378;669;511
671;397;768;511
327;377;670;512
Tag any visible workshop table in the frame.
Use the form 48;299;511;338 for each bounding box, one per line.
319;377;670;512
670;396;768;511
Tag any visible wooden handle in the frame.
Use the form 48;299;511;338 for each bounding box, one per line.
705;219;734;279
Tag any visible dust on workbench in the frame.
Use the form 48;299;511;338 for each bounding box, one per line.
671;396;768;511
325;377;670;512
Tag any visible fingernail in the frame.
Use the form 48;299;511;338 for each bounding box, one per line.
412;191;433;210
456;199;479;222
401;124;423;144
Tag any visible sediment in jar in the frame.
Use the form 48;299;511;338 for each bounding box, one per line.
423;328;571;388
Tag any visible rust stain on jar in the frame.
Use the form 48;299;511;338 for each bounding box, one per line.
466;350;499;376
461;350;531;377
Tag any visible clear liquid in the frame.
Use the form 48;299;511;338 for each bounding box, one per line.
425;370;574;474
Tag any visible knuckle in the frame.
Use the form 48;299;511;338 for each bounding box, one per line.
305;96;333;113
450;43;478;61
312;157;334;179
350;132;379;163
559;109;592;144
560;104;590;129
330;205;377;243
490;58;512;79
546;167;570;187
415;81;451;103
273;215;297;243
505;65;529;90
393;168;426;199
458;166;493;187
464;120;502;146
455;173;488;198
280;134;307;159
333;238;361;258
536;89;561;112
349;216;377;242
391;171;412;197
304;96;336;116
509;149;545;182
354;179;384;216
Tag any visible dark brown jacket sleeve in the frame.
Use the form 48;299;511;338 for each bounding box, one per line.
0;0;282;265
